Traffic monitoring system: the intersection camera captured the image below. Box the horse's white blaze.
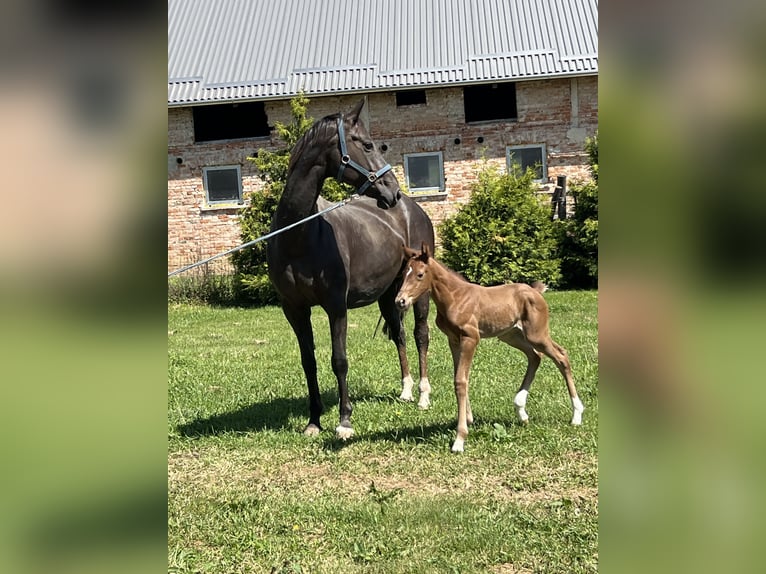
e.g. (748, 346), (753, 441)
(400, 374), (415, 401)
(571, 396), (584, 425)
(417, 377), (431, 409)
(514, 389), (529, 423)
(405, 266), (413, 277)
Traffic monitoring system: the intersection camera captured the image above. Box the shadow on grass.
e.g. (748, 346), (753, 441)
(176, 388), (460, 447)
(176, 391), (337, 437)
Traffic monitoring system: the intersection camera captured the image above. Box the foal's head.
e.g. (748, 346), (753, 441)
(395, 244), (433, 310)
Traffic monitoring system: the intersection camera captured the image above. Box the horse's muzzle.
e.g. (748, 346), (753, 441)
(395, 294), (411, 310)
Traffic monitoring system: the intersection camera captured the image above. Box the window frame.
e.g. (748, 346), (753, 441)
(202, 165), (243, 206)
(506, 144), (547, 182)
(403, 151), (446, 195)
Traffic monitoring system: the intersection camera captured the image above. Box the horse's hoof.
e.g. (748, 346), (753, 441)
(399, 392), (414, 402)
(451, 439), (465, 453)
(570, 415), (583, 426)
(335, 425), (355, 440)
(303, 424), (321, 437)
(417, 395), (430, 410)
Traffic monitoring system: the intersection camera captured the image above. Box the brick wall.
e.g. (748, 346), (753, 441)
(168, 76), (597, 272)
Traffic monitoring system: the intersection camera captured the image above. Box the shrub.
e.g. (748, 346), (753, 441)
(168, 270), (238, 306)
(231, 94), (352, 305)
(439, 164), (562, 286)
(556, 133), (598, 288)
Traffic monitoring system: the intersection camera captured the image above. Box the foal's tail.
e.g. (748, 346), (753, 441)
(529, 281), (548, 293)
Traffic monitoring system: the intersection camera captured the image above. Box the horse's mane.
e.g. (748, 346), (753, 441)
(287, 113), (341, 173)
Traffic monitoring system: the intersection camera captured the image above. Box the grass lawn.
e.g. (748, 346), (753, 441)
(168, 291), (598, 573)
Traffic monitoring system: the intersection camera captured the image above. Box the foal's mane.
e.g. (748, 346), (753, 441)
(287, 113), (341, 173)
(428, 255), (469, 283)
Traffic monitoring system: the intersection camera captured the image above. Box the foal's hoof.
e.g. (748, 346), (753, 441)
(399, 391), (415, 402)
(303, 424), (321, 437)
(335, 425), (355, 441)
(451, 439), (465, 453)
(417, 395), (431, 410)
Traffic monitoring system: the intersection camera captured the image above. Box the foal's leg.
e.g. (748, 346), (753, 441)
(448, 334), (477, 453)
(499, 329), (542, 424)
(327, 307), (355, 439)
(282, 304), (323, 436)
(528, 333), (584, 425)
(412, 292), (432, 409)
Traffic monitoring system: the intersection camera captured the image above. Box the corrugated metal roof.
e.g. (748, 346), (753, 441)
(168, 0), (598, 106)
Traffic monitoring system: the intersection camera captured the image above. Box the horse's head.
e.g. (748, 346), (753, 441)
(396, 243), (432, 310)
(334, 99), (401, 209)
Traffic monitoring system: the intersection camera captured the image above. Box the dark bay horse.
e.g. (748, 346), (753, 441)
(395, 244), (584, 452)
(267, 100), (435, 439)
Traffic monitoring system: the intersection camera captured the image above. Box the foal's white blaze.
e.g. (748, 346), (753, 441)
(417, 377), (431, 409)
(513, 389), (529, 423)
(571, 396), (585, 425)
(399, 374), (415, 402)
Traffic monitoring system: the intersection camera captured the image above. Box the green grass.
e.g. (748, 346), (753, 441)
(168, 291), (598, 573)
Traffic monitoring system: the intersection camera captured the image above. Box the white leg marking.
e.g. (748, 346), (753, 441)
(571, 396), (584, 425)
(514, 389), (529, 423)
(417, 377), (431, 409)
(451, 437), (465, 453)
(399, 374), (415, 402)
(303, 424), (321, 437)
(335, 425), (355, 440)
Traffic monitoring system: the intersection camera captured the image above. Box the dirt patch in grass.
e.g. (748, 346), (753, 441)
(168, 446), (597, 507)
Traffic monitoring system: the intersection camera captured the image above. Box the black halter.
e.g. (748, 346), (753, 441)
(336, 118), (393, 195)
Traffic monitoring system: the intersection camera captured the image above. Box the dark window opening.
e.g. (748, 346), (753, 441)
(193, 102), (270, 142)
(464, 83), (517, 123)
(396, 90), (427, 107)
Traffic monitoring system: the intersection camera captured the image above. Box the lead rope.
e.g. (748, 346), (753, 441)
(168, 194), (359, 278)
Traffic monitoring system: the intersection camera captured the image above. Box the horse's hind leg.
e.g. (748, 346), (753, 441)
(282, 304), (323, 436)
(412, 292), (431, 409)
(499, 329), (541, 424)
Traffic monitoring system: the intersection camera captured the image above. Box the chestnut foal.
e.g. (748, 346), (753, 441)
(395, 245), (584, 452)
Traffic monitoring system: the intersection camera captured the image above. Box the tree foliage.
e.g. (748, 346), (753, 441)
(439, 164), (562, 286)
(557, 132), (598, 288)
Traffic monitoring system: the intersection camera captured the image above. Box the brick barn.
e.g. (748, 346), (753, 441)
(168, 0), (598, 273)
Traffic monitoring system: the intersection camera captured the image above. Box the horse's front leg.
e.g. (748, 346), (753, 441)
(282, 304), (323, 436)
(328, 309), (354, 440)
(449, 334), (477, 453)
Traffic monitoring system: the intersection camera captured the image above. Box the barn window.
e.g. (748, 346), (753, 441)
(193, 102), (270, 142)
(404, 152), (445, 194)
(506, 144), (547, 182)
(203, 166), (243, 204)
(464, 83), (517, 123)
(396, 89), (427, 106)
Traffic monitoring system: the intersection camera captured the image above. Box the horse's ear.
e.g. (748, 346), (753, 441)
(421, 242), (432, 259)
(348, 99), (365, 125)
(403, 244), (419, 259)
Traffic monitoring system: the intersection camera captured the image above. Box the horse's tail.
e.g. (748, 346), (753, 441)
(373, 314), (385, 339)
(529, 281), (548, 293)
